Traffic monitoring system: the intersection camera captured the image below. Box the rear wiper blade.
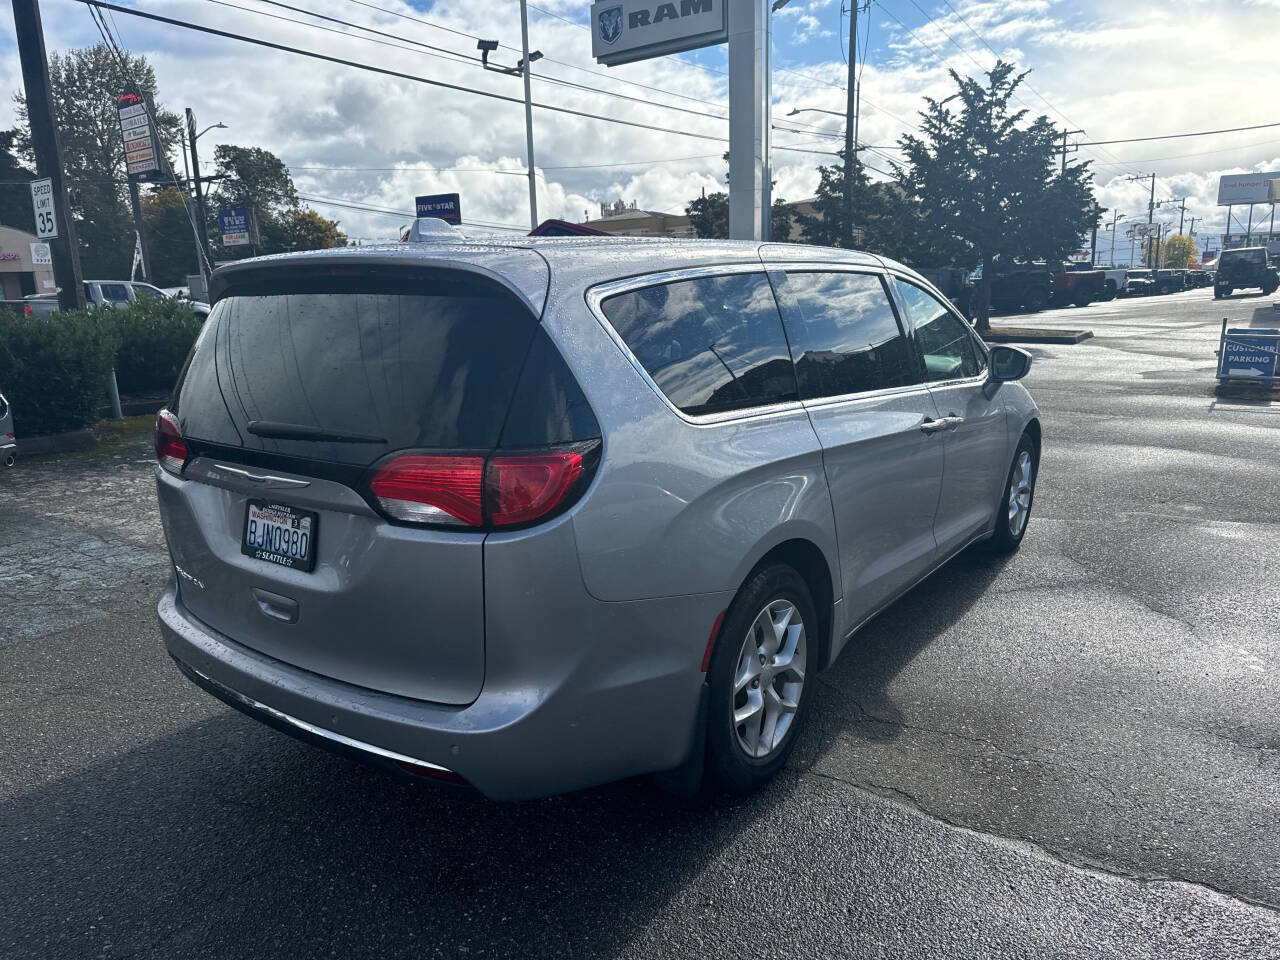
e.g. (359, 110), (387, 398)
(247, 420), (386, 444)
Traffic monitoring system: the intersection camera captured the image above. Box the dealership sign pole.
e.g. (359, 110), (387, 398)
(591, 0), (769, 241)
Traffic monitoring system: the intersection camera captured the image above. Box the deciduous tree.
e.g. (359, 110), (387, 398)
(14, 45), (181, 277)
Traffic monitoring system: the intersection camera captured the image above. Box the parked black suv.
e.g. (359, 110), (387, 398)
(1214, 247), (1280, 299)
(973, 263), (1052, 313)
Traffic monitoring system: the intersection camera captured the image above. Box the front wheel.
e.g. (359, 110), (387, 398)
(1073, 289), (1092, 308)
(986, 434), (1038, 554)
(706, 564), (816, 794)
(1023, 288), (1046, 313)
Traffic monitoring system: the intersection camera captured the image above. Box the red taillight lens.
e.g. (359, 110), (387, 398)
(369, 455), (485, 526)
(369, 445), (594, 530)
(487, 452), (583, 527)
(155, 409), (186, 476)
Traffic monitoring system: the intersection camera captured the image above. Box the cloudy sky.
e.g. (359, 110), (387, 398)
(2, 0), (1279, 257)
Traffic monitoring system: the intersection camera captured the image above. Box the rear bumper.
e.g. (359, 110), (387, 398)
(159, 576), (728, 801)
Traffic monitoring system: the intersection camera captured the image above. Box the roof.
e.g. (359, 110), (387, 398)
(207, 235), (924, 313)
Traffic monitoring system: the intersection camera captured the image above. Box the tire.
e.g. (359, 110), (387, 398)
(1103, 281), (1117, 302)
(1264, 282), (1278, 296)
(706, 563), (817, 795)
(986, 433), (1038, 554)
(1072, 289), (1092, 308)
(1214, 285), (1229, 300)
(1023, 288), (1046, 313)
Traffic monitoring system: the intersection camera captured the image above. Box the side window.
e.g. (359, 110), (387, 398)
(773, 270), (920, 400)
(133, 284), (166, 301)
(599, 272), (797, 416)
(99, 283), (131, 303)
(895, 279), (983, 382)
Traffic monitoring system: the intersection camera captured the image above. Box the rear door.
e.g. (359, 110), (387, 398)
(771, 266), (944, 627)
(891, 276), (1009, 556)
(160, 265), (542, 705)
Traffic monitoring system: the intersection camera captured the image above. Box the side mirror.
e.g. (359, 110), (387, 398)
(989, 345), (1032, 382)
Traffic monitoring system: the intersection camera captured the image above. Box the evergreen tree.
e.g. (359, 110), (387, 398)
(895, 61), (1100, 331)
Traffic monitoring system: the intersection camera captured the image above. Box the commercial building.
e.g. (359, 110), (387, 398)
(0, 225), (56, 299)
(582, 200), (697, 238)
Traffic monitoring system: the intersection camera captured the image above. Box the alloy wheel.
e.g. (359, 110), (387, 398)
(1008, 449), (1034, 537)
(732, 599), (807, 760)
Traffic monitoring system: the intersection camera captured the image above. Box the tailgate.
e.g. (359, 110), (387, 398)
(159, 461), (485, 704)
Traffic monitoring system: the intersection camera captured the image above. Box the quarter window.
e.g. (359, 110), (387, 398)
(774, 270), (920, 399)
(895, 280), (983, 382)
(599, 272), (798, 416)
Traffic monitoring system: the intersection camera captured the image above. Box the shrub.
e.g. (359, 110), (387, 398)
(106, 297), (204, 395)
(0, 308), (122, 435)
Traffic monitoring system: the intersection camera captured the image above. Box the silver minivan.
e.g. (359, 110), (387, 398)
(155, 236), (1041, 800)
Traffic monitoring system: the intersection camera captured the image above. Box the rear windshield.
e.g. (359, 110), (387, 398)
(1222, 249), (1266, 265)
(174, 270), (539, 465)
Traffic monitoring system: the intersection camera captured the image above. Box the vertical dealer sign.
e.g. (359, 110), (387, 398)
(117, 90), (161, 178)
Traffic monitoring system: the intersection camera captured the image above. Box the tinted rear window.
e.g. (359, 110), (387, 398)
(174, 271), (539, 465)
(599, 272), (797, 416)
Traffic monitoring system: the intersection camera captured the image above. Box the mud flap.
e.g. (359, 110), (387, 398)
(652, 682), (709, 797)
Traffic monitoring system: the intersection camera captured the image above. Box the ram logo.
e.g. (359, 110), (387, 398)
(598, 5), (623, 44)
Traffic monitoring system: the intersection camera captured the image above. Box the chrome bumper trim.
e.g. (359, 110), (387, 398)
(183, 661), (456, 775)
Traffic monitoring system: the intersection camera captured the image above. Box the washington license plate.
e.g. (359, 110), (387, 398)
(241, 501), (317, 572)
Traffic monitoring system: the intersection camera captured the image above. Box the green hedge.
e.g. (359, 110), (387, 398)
(0, 308), (122, 435)
(0, 299), (204, 436)
(108, 298), (204, 395)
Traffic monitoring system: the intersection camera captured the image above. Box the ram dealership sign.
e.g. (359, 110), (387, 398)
(1216, 170), (1280, 206)
(591, 0), (727, 66)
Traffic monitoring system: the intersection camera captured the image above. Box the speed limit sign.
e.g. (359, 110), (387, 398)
(30, 178), (58, 239)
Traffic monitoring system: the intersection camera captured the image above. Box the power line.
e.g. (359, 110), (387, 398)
(71, 0), (737, 145)
(1080, 121), (1280, 147)
(1089, 136), (1280, 167)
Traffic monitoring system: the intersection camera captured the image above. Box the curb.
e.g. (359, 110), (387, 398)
(983, 330), (1094, 345)
(14, 428), (96, 456)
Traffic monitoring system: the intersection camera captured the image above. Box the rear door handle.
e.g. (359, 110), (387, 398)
(940, 415), (965, 431)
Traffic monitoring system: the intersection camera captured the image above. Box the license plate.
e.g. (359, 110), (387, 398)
(241, 501), (318, 572)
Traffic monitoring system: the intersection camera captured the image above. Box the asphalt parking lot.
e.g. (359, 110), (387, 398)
(2, 287), (1279, 958)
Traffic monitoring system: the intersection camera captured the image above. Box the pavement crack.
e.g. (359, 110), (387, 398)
(800, 766), (1280, 916)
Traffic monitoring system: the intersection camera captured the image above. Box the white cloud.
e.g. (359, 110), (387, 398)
(0, 0), (1270, 249)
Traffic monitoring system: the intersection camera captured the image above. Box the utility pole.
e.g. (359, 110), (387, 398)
(1188, 216), (1200, 237)
(1060, 129), (1084, 175)
(517, 0), (537, 231)
(127, 180), (152, 280)
(843, 0), (861, 248)
(185, 108), (213, 279)
(11, 0), (84, 309)
(1127, 173), (1156, 266)
(1157, 196), (1187, 235)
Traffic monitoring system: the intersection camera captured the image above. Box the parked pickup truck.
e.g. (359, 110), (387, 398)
(1053, 265), (1105, 307)
(972, 263), (1052, 313)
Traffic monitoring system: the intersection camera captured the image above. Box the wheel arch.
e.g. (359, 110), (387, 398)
(737, 536), (836, 673)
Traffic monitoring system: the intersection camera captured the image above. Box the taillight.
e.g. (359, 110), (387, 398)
(368, 443), (596, 530)
(487, 452), (583, 527)
(369, 455), (485, 526)
(155, 409), (187, 476)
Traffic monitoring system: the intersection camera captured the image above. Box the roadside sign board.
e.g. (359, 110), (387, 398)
(219, 207), (253, 246)
(1218, 327), (1279, 386)
(414, 193), (462, 225)
(117, 90), (161, 179)
(29, 242), (51, 265)
(29, 178), (57, 238)
(1216, 170), (1280, 206)
(590, 0), (727, 66)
